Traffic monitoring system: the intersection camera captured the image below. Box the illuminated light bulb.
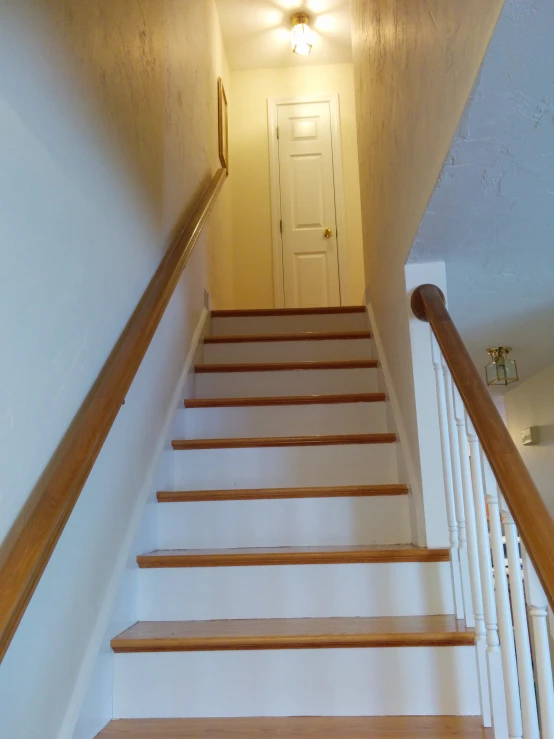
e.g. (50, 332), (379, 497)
(291, 13), (313, 55)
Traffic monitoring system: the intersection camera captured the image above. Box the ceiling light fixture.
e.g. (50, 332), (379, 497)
(291, 13), (313, 56)
(485, 347), (519, 386)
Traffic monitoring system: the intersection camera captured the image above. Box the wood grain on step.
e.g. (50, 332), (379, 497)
(171, 433), (397, 450)
(110, 615), (474, 653)
(204, 331), (371, 343)
(195, 359), (378, 373)
(184, 392), (386, 408)
(95, 716), (493, 738)
(137, 545), (449, 569)
(212, 306), (366, 317)
(157, 484), (409, 503)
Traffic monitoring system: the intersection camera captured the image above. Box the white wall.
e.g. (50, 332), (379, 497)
(230, 63), (366, 308)
(0, 2), (231, 737)
(505, 364), (554, 519)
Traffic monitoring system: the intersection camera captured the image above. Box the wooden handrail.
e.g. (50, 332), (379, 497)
(412, 283), (554, 610)
(0, 168), (227, 663)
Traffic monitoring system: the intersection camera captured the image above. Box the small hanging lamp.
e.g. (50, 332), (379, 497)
(485, 347), (518, 386)
(291, 13), (313, 56)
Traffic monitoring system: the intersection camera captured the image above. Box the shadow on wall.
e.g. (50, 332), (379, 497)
(538, 425), (554, 445)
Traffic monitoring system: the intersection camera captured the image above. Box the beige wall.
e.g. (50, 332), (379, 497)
(230, 63), (365, 308)
(505, 365), (554, 518)
(351, 0), (504, 497)
(0, 2), (231, 737)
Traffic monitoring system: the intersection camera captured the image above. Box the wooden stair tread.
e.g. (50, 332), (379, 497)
(212, 306), (366, 317)
(171, 433), (397, 450)
(137, 545), (449, 568)
(194, 359), (378, 373)
(204, 331), (371, 343)
(110, 615), (474, 653)
(96, 715), (492, 738)
(184, 392), (385, 408)
(157, 484), (409, 503)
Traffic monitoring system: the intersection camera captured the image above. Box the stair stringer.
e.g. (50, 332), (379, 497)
(66, 308), (210, 739)
(364, 302), (426, 546)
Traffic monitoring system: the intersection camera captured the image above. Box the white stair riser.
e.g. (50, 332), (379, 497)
(157, 496), (412, 549)
(138, 562), (454, 621)
(113, 646), (480, 718)
(203, 339), (373, 364)
(195, 368), (378, 398)
(173, 444), (399, 490)
(177, 402), (387, 439)
(211, 313), (368, 336)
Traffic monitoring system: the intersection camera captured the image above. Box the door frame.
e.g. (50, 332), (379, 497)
(267, 93), (348, 308)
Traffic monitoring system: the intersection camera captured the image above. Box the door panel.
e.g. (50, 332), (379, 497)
(277, 101), (340, 308)
(291, 117), (318, 140)
(291, 155), (325, 229)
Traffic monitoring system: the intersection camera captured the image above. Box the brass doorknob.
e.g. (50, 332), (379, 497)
(324, 227), (333, 239)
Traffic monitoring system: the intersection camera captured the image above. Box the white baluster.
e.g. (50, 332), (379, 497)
(442, 361), (474, 626)
(431, 336), (464, 619)
(499, 496), (540, 739)
(522, 547), (554, 738)
(452, 386), (491, 727)
(466, 414), (509, 738)
(482, 453), (523, 739)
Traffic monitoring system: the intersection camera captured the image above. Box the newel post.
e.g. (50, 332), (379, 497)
(404, 267), (450, 550)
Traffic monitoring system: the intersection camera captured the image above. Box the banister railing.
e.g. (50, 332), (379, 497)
(412, 283), (554, 738)
(0, 168), (227, 664)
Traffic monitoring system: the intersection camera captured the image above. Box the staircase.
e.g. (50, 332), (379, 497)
(96, 306), (487, 737)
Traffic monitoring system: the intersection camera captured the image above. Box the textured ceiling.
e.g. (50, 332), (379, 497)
(215, 0), (353, 70)
(409, 0), (554, 392)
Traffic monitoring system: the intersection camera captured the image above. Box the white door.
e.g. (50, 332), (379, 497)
(276, 101), (341, 308)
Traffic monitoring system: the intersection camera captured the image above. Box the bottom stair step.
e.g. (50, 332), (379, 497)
(111, 616), (474, 653)
(110, 617), (480, 716)
(95, 716), (493, 738)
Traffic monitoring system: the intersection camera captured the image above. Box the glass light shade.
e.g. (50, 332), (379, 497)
(292, 13), (313, 56)
(485, 347), (518, 386)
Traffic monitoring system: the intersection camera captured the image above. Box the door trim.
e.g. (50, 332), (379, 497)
(267, 93), (348, 309)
